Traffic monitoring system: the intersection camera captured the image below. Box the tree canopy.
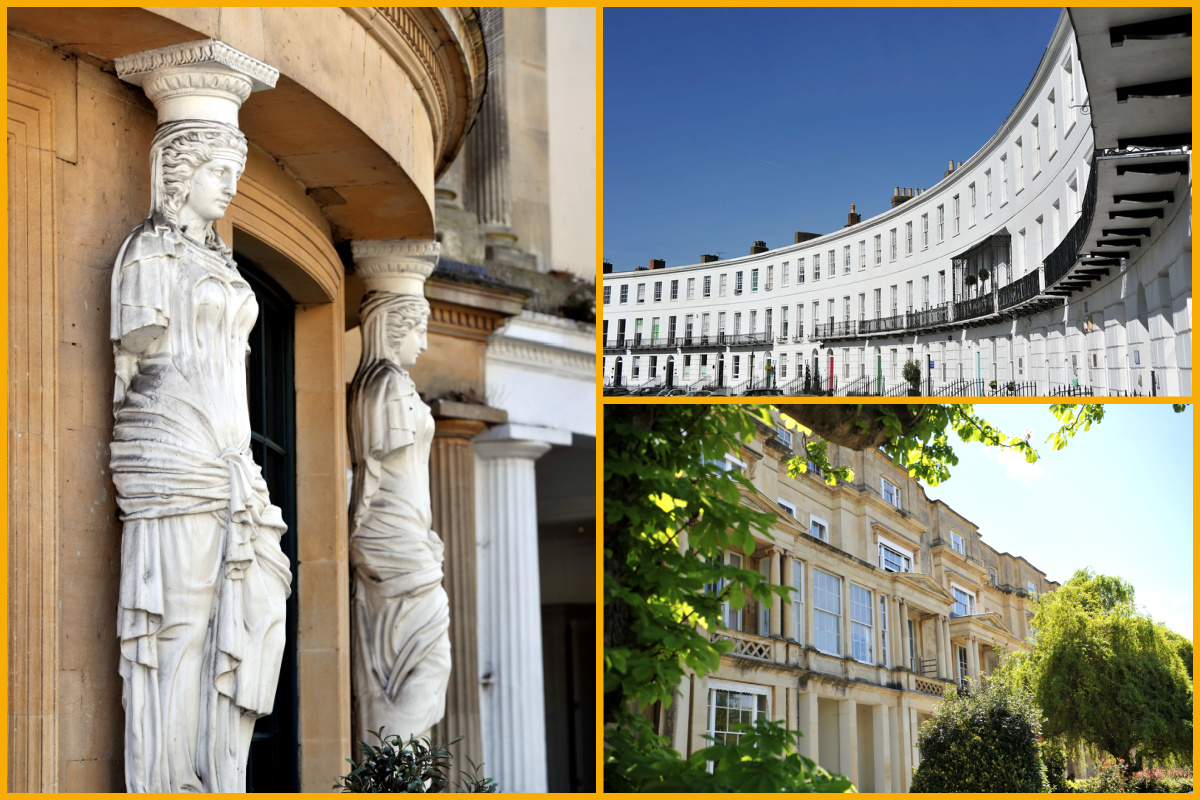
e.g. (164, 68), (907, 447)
(1004, 568), (1193, 771)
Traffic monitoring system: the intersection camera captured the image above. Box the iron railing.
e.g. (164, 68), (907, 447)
(987, 380), (1039, 396)
(1050, 383), (1095, 397)
(953, 293), (995, 321)
(906, 304), (950, 329)
(721, 331), (773, 347)
(998, 268), (1043, 310)
(1044, 165), (1098, 287)
(859, 314), (906, 335)
(935, 378), (977, 397)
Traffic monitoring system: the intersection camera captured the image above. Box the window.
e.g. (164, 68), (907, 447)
(923, 213), (930, 249)
(792, 560), (804, 642)
(796, 305), (804, 337)
(829, 250), (836, 278)
(1014, 137), (1024, 192)
(701, 312), (710, 337)
(766, 265), (774, 290)
(779, 354), (787, 379)
(616, 318), (626, 345)
(1061, 55), (1076, 130)
(951, 584), (976, 618)
(957, 645), (968, 686)
(938, 271), (946, 304)
(649, 355), (657, 378)
(1027, 579), (1038, 597)
(703, 275), (712, 297)
(880, 478), (901, 509)
(732, 312), (741, 335)
(968, 183), (977, 226)
(636, 283), (646, 303)
(908, 618), (917, 671)
(670, 280), (678, 300)
(989, 566), (999, 586)
(782, 261), (790, 286)
(985, 169), (993, 215)
(750, 269), (759, 292)
(603, 285), (611, 305)
(874, 234), (882, 265)
(809, 514), (829, 543)
(873, 288), (881, 319)
(717, 312), (726, 336)
(1047, 91), (1058, 157)
(732, 355), (740, 380)
(780, 306), (789, 339)
(707, 683), (768, 748)
(922, 275), (930, 307)
(889, 229), (897, 261)
(1000, 155), (1009, 204)
(759, 558), (771, 635)
(813, 568), (841, 655)
(879, 596), (889, 668)
(843, 245), (851, 274)
(667, 316), (677, 343)
(905, 221), (913, 255)
(879, 543), (912, 573)
(858, 240), (866, 270)
(650, 317), (660, 341)
(687, 277), (696, 300)
(813, 253), (820, 281)
(890, 285), (898, 316)
(951, 531), (965, 555)
(858, 293), (866, 322)
(735, 271), (743, 295)
(631, 356), (640, 379)
(653, 281), (663, 302)
(776, 497), (796, 517)
(1032, 117), (1041, 174)
(619, 285), (628, 304)
(905, 281), (913, 313)
(683, 354), (691, 380)
(718, 274), (727, 297)
(748, 310), (757, 335)
(850, 584), (873, 663)
(797, 258), (806, 284)
(952, 195), (960, 236)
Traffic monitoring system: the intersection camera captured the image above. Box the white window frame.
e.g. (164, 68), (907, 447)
(950, 531), (965, 555)
(808, 513), (829, 543)
(759, 558), (771, 636)
(956, 644), (968, 685)
(850, 584), (874, 664)
(776, 498), (796, 518)
(879, 595), (890, 668)
(619, 284), (628, 304)
(880, 477), (901, 509)
(950, 581), (977, 618)
(721, 453), (747, 474)
(703, 275), (712, 297)
(707, 680), (770, 749)
(722, 552), (744, 631)
(878, 536), (914, 573)
(907, 618), (917, 671)
(792, 559), (804, 642)
(603, 285), (611, 305)
(1027, 579), (1038, 597)
(813, 568), (842, 656)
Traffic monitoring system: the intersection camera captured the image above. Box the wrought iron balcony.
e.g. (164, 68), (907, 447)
(1044, 166), (1098, 287)
(627, 336), (673, 351)
(953, 293), (996, 321)
(998, 268), (1043, 310)
(906, 304), (950, 330)
(859, 314), (906, 336)
(722, 331), (773, 347)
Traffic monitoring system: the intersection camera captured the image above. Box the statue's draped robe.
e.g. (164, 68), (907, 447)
(111, 216), (291, 792)
(349, 361), (451, 745)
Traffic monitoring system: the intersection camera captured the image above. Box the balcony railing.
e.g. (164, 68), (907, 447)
(953, 293), (995, 321)
(1044, 166), (1098, 287)
(710, 630), (773, 661)
(721, 331), (773, 347)
(998, 268), (1043, 310)
(859, 313), (906, 335)
(906, 303), (950, 329)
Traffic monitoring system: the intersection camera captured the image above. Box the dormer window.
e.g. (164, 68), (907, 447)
(775, 425), (792, 447)
(951, 531), (965, 555)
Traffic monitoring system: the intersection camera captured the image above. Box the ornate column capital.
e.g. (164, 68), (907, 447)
(472, 423), (570, 462)
(351, 239), (440, 297)
(116, 39), (278, 126)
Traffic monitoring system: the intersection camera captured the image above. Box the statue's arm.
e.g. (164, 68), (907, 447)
(112, 229), (173, 354)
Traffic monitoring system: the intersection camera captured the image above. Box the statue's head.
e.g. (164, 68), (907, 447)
(360, 291), (431, 369)
(150, 121), (248, 249)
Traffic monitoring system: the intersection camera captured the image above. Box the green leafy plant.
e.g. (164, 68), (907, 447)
(1044, 738), (1069, 792)
(963, 273), (977, 286)
(902, 359), (923, 392)
(977, 267), (990, 282)
(333, 729), (497, 793)
(910, 667), (1049, 792)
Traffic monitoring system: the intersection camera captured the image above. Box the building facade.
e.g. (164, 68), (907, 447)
(7, 7), (595, 793)
(659, 413), (1057, 791)
(602, 8), (1191, 397)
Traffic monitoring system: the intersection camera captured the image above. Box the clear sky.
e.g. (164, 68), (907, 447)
(604, 7), (1063, 272)
(914, 404), (1193, 638)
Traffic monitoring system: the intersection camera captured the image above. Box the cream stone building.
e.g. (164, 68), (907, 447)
(659, 413), (1058, 791)
(7, 6), (595, 793)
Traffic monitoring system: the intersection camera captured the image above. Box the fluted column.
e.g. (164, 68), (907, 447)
(469, 7), (513, 236)
(933, 617), (946, 679)
(430, 418), (489, 770)
(769, 551), (782, 637)
(943, 617), (954, 681)
(475, 433), (554, 792)
(781, 556), (795, 641)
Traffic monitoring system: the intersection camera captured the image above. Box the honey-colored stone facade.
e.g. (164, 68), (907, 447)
(664, 412), (1057, 791)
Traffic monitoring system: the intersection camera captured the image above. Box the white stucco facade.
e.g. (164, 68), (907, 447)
(602, 9), (1191, 397)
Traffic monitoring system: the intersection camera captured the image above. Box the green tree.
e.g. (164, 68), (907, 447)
(910, 667), (1049, 792)
(1005, 569), (1193, 772)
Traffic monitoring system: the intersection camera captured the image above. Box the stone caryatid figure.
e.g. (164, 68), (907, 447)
(110, 41), (289, 792)
(348, 240), (452, 747)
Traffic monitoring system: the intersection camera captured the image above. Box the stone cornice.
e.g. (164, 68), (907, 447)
(486, 337), (595, 380)
(115, 39), (279, 91)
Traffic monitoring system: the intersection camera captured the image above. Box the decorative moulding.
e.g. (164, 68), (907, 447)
(352, 239), (440, 296)
(116, 39), (278, 125)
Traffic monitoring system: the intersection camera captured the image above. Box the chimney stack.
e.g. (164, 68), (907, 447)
(794, 231), (819, 244)
(700, 253), (719, 263)
(650, 258), (665, 270)
(845, 203), (861, 228)
(603, 261), (612, 274)
(750, 240), (768, 255)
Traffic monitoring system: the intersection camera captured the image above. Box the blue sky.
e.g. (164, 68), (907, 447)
(915, 404), (1193, 638)
(605, 7), (1063, 271)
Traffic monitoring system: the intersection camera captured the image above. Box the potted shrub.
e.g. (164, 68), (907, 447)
(902, 359), (922, 396)
(963, 274), (977, 287)
(334, 729), (497, 793)
(1006, 380), (1016, 393)
(988, 380), (998, 391)
(977, 267), (990, 284)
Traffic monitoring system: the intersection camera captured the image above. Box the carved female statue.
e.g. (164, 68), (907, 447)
(349, 290), (451, 746)
(111, 120), (291, 792)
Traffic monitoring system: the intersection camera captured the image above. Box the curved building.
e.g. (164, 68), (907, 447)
(602, 9), (1190, 397)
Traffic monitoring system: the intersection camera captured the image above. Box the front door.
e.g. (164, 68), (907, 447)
(239, 257), (300, 792)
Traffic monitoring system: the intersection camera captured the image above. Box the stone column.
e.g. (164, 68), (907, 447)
(967, 634), (980, 682)
(888, 705), (903, 792)
(872, 703), (891, 792)
(898, 704), (913, 791)
(933, 617), (947, 679)
(838, 698), (858, 786)
(798, 690), (819, 763)
(908, 706), (921, 771)
(892, 598), (905, 669)
(474, 424), (565, 792)
(769, 551), (782, 637)
(780, 556), (795, 641)
(942, 616), (954, 680)
(804, 563), (815, 648)
(429, 417), (489, 771)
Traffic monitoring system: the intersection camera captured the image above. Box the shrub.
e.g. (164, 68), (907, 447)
(333, 729), (497, 793)
(909, 669), (1048, 793)
(902, 359), (922, 391)
(1068, 760), (1194, 792)
(1044, 739), (1069, 792)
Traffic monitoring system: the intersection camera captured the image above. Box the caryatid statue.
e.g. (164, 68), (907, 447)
(347, 240), (452, 748)
(110, 41), (289, 792)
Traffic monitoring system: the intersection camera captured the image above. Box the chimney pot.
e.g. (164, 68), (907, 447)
(603, 261), (613, 274)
